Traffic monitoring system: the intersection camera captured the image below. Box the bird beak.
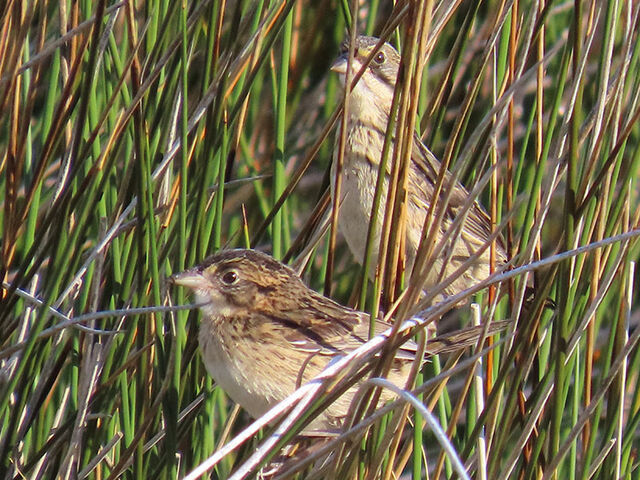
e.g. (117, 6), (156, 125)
(330, 55), (348, 75)
(169, 268), (204, 290)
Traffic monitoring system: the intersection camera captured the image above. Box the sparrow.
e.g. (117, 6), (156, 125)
(331, 36), (507, 297)
(171, 248), (503, 432)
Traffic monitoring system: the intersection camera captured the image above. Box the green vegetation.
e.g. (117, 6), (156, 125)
(1, 1), (638, 478)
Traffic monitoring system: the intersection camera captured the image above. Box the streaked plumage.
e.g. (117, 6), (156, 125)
(172, 249), (503, 432)
(331, 36), (507, 297)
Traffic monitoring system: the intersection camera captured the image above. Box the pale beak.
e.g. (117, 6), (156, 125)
(330, 55), (348, 75)
(169, 269), (205, 290)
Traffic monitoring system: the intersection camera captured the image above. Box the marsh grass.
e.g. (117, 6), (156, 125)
(1, 0), (639, 479)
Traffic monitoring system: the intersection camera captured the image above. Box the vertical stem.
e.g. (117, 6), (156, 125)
(272, 7), (293, 260)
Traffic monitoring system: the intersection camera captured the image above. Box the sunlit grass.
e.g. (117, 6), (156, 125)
(1, 1), (639, 479)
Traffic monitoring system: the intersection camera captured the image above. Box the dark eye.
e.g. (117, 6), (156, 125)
(374, 51), (385, 64)
(221, 270), (239, 285)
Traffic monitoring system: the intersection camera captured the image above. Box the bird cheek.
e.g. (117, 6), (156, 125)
(199, 290), (239, 318)
(206, 289), (228, 308)
(211, 303), (238, 317)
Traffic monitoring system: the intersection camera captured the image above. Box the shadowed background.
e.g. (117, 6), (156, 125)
(0, 0), (639, 479)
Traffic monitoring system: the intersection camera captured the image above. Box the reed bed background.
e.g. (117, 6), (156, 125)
(1, 0), (639, 479)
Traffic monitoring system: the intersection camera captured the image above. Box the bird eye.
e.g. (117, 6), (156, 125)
(374, 51), (385, 64)
(221, 270), (239, 285)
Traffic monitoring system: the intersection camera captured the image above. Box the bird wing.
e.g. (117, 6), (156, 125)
(361, 319), (509, 358)
(269, 290), (417, 360)
(410, 135), (507, 259)
(424, 321), (509, 355)
(269, 291), (369, 355)
(263, 279), (508, 361)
